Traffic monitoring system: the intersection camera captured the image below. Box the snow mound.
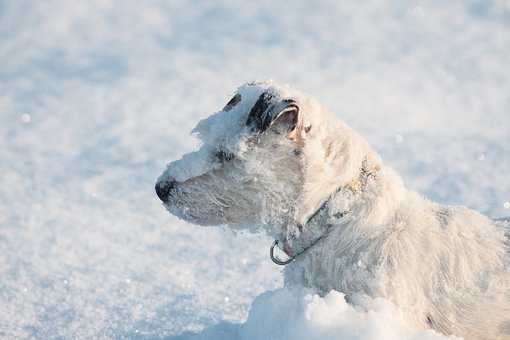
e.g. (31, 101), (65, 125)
(175, 287), (460, 340)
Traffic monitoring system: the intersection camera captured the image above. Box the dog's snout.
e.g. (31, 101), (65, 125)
(155, 180), (177, 202)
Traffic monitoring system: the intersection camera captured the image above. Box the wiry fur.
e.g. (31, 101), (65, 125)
(156, 81), (510, 340)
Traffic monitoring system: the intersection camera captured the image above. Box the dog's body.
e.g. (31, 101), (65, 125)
(156, 81), (510, 339)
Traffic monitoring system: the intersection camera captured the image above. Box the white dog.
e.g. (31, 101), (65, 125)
(156, 81), (510, 340)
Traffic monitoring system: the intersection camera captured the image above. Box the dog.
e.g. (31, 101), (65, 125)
(156, 81), (510, 340)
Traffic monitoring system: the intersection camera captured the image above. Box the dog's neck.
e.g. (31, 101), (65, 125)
(273, 160), (383, 263)
(281, 165), (409, 295)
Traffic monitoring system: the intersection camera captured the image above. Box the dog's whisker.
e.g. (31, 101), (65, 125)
(211, 195), (230, 208)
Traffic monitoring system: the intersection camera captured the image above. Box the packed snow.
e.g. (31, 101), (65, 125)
(175, 287), (460, 340)
(1, 1), (509, 339)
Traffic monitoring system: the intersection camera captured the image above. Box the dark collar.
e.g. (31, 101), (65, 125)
(270, 160), (377, 266)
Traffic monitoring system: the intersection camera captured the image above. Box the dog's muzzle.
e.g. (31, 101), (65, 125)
(155, 179), (177, 203)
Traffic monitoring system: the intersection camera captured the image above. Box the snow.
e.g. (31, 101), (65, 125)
(175, 288), (459, 340)
(177, 287), (460, 340)
(0, 1), (509, 339)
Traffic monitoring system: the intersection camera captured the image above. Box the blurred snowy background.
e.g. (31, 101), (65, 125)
(1, 0), (509, 339)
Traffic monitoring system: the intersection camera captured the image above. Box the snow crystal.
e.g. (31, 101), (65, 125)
(411, 5), (425, 18)
(20, 113), (31, 123)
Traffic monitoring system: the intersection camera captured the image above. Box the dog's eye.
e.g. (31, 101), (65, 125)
(215, 150), (235, 162)
(223, 93), (241, 112)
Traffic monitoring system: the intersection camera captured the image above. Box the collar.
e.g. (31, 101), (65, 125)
(270, 198), (349, 265)
(269, 160), (377, 266)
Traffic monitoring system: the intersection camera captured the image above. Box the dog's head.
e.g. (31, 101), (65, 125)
(156, 81), (381, 237)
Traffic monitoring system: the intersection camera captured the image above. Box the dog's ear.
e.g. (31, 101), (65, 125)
(269, 100), (299, 133)
(246, 93), (300, 135)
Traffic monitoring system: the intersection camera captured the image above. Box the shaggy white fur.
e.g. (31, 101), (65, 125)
(156, 81), (510, 340)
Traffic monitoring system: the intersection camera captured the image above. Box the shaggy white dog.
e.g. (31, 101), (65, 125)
(156, 81), (510, 340)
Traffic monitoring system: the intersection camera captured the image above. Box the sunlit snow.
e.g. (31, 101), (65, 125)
(1, 1), (509, 339)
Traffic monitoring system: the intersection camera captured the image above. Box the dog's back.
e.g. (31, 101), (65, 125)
(424, 210), (510, 340)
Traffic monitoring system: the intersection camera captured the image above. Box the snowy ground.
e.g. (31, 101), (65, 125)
(1, 1), (509, 339)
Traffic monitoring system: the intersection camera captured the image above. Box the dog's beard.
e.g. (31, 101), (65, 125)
(166, 176), (264, 227)
(167, 176), (299, 234)
(165, 143), (303, 234)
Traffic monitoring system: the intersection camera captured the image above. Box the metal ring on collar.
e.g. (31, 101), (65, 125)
(270, 240), (295, 265)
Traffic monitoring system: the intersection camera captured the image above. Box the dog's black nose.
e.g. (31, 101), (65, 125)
(155, 180), (177, 202)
